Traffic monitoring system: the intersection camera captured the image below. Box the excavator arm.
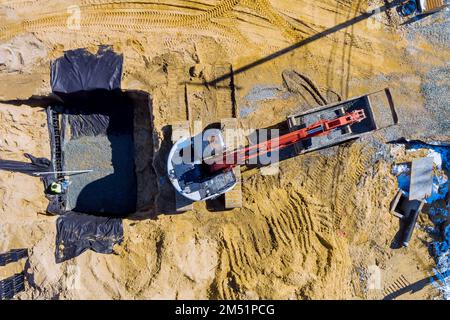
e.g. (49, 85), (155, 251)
(206, 109), (367, 173)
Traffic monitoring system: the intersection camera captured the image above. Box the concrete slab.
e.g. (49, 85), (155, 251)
(409, 157), (434, 201)
(221, 118), (243, 209)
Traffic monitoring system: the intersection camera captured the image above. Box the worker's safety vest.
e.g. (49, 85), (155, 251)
(51, 182), (62, 194)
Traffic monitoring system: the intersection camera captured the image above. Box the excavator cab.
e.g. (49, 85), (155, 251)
(167, 129), (237, 202)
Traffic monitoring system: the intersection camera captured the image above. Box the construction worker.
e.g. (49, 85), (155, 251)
(50, 177), (71, 195)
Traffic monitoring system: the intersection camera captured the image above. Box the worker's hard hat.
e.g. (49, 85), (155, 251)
(51, 182), (62, 194)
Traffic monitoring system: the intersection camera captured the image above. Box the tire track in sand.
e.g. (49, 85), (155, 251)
(332, 143), (370, 231)
(211, 185), (316, 299)
(0, 0), (243, 41)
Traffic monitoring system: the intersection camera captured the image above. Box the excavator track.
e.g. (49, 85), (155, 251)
(167, 65), (194, 212)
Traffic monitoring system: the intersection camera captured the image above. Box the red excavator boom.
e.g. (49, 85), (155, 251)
(207, 109), (366, 173)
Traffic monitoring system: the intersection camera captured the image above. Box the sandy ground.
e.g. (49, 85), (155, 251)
(0, 0), (449, 299)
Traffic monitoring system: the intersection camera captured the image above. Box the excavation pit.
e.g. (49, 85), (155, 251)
(48, 89), (156, 216)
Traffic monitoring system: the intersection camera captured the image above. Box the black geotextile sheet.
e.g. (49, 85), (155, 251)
(0, 272), (25, 300)
(51, 46), (123, 94)
(49, 47), (127, 263)
(55, 212), (123, 263)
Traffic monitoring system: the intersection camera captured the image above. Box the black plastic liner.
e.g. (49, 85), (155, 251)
(0, 249), (28, 267)
(0, 47), (131, 264)
(55, 212), (123, 263)
(51, 46), (123, 94)
(56, 89), (135, 138)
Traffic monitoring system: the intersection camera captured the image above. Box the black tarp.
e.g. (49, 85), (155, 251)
(0, 47), (130, 263)
(55, 92), (137, 215)
(56, 90), (135, 138)
(55, 212), (123, 263)
(51, 46), (123, 94)
(0, 249), (28, 267)
(0, 272), (25, 300)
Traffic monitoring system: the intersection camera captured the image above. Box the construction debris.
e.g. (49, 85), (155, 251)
(391, 190), (425, 246)
(390, 156), (434, 247)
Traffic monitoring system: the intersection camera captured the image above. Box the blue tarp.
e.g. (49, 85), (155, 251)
(396, 141), (450, 298)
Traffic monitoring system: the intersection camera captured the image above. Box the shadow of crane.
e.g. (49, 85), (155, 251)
(190, 0), (405, 87)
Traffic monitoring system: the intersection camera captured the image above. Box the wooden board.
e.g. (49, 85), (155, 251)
(422, 0), (445, 12)
(171, 120), (194, 212)
(221, 118), (243, 209)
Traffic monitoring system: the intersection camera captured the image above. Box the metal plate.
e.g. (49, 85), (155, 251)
(409, 157), (434, 201)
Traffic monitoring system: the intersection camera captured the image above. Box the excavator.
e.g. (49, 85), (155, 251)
(167, 88), (398, 208)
